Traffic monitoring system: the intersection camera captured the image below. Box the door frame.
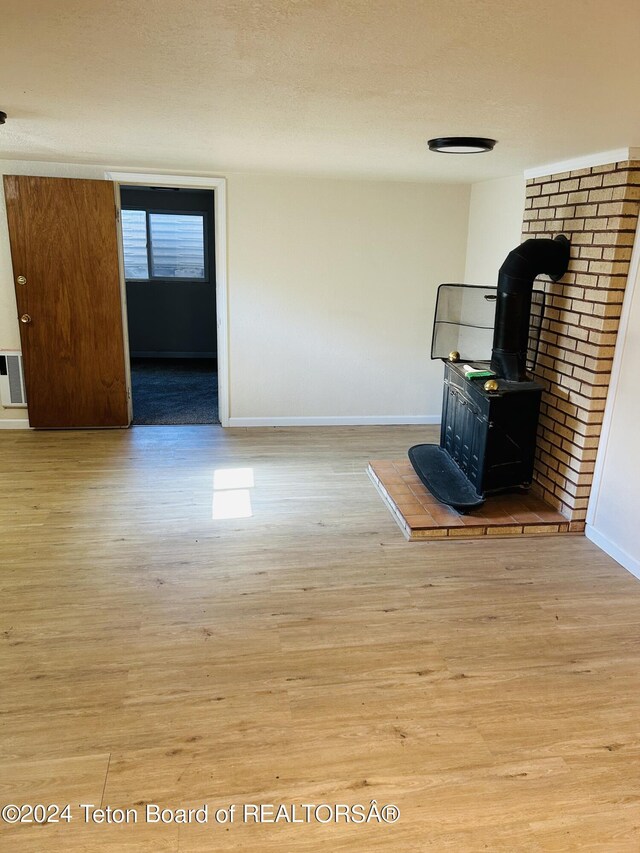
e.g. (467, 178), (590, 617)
(105, 171), (229, 426)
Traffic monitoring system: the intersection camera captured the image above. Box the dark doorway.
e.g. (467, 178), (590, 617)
(120, 186), (218, 424)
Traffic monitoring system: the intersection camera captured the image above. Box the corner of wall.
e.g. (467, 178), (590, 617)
(463, 174), (526, 285)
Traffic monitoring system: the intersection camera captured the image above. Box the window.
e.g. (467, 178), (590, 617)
(121, 210), (149, 279)
(121, 209), (207, 281)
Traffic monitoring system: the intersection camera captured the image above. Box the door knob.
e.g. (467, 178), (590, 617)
(20, 314), (32, 324)
(17, 275), (27, 285)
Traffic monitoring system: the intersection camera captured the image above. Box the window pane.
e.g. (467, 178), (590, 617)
(149, 213), (205, 279)
(121, 209), (149, 279)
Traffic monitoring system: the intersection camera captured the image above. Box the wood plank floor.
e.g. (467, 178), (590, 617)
(1, 425), (640, 851)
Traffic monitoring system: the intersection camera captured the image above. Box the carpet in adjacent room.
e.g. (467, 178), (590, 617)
(130, 358), (219, 424)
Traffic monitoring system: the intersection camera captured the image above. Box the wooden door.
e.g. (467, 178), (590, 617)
(3, 175), (130, 428)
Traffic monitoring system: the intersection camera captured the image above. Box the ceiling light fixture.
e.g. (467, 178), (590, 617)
(428, 136), (496, 154)
(0, 112), (7, 125)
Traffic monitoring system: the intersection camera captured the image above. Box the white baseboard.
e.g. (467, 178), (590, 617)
(0, 415), (438, 430)
(227, 415), (441, 427)
(0, 418), (30, 429)
(585, 524), (640, 582)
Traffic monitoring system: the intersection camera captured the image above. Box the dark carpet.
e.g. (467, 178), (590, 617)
(130, 358), (219, 425)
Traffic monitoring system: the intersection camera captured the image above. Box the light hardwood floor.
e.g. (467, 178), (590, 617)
(1, 425), (640, 852)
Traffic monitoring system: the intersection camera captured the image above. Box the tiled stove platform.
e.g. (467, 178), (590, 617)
(369, 459), (584, 541)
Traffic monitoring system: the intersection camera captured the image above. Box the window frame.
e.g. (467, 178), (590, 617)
(121, 206), (210, 283)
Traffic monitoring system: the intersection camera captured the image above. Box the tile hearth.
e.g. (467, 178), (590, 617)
(369, 459), (583, 541)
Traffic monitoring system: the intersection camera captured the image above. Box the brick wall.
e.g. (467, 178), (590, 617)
(522, 161), (640, 529)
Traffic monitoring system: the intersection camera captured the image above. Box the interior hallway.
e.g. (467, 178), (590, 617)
(1, 425), (640, 851)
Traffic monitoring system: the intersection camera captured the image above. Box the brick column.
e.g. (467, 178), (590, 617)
(522, 161), (640, 529)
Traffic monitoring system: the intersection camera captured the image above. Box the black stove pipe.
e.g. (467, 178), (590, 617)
(490, 235), (571, 381)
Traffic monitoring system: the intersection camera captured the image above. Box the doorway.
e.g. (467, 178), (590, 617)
(120, 185), (219, 424)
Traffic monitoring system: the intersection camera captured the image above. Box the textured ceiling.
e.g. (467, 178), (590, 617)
(1, 0), (640, 182)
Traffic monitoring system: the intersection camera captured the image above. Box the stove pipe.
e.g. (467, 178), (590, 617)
(490, 235), (570, 381)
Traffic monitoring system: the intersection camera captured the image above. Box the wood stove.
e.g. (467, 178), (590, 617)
(409, 235), (571, 511)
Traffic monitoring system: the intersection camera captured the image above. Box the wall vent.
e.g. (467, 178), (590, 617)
(0, 352), (27, 407)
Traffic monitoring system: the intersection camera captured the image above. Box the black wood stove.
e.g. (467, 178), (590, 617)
(409, 235), (570, 512)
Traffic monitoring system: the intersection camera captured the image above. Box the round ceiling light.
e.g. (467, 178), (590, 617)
(428, 137), (496, 154)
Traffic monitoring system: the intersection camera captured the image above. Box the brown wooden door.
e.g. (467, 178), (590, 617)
(3, 175), (130, 428)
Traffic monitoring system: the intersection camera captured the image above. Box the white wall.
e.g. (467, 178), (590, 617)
(226, 174), (469, 422)
(586, 236), (640, 578)
(0, 160), (469, 423)
(464, 174), (526, 285)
